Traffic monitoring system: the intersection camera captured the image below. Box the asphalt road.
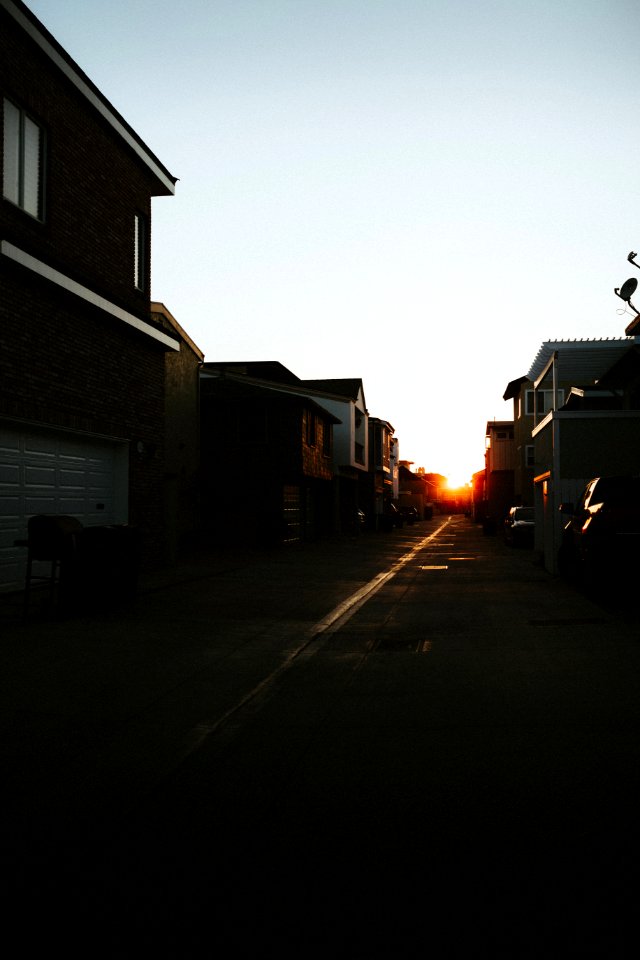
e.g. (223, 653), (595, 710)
(2, 515), (639, 955)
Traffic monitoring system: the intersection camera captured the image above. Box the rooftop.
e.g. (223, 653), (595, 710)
(2, 0), (176, 195)
(527, 338), (637, 384)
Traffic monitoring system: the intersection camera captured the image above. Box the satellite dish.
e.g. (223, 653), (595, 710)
(618, 277), (638, 302)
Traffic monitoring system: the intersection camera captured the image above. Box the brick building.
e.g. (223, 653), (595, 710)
(0, 0), (179, 589)
(200, 363), (339, 544)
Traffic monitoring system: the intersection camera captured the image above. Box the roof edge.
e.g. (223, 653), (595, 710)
(2, 0), (177, 195)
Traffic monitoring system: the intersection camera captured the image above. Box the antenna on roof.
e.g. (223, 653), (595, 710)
(614, 276), (640, 315)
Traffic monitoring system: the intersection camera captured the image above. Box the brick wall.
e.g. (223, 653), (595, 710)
(0, 266), (167, 562)
(1, 6), (174, 565)
(302, 413), (333, 481)
(1, 10), (157, 314)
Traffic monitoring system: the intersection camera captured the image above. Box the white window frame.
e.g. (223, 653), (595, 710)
(3, 97), (45, 220)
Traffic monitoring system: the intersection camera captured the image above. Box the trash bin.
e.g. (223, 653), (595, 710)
(67, 525), (141, 608)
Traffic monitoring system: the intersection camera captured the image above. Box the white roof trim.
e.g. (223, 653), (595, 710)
(1, 0), (175, 195)
(2, 241), (179, 350)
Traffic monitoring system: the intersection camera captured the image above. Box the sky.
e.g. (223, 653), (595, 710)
(27, 0), (640, 486)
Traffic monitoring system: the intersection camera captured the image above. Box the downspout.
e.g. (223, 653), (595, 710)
(551, 351), (561, 573)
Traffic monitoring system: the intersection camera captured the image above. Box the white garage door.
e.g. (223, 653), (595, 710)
(0, 425), (128, 592)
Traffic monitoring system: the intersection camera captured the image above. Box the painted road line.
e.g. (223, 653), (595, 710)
(182, 519), (453, 753)
(308, 518), (452, 639)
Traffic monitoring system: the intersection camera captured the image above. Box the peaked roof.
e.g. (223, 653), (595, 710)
(150, 302), (203, 360)
(300, 378), (365, 404)
(201, 361), (300, 384)
(503, 376), (528, 401)
(199, 371), (341, 422)
(200, 364), (369, 415)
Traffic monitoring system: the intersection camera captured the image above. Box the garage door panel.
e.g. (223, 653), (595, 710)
(0, 425), (128, 591)
(1, 463), (19, 483)
(0, 525), (20, 547)
(57, 497), (89, 514)
(24, 435), (57, 458)
(91, 478), (113, 495)
(0, 496), (20, 521)
(25, 465), (57, 487)
(24, 495), (58, 514)
(0, 435), (20, 456)
(59, 468), (86, 489)
(0, 552), (22, 585)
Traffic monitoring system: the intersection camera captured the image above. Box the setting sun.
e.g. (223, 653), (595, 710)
(445, 472), (473, 491)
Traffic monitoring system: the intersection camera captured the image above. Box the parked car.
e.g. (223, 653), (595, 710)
(504, 506), (535, 547)
(558, 476), (640, 587)
(380, 501), (403, 531)
(398, 505), (419, 525)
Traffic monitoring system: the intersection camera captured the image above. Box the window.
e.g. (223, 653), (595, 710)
(525, 389), (565, 416)
(3, 98), (44, 219)
(134, 213), (147, 290)
(525, 445), (535, 468)
(322, 419), (332, 457)
(304, 409), (316, 446)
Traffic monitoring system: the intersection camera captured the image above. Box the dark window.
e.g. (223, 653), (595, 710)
(134, 213), (147, 290)
(3, 98), (45, 219)
(304, 409), (316, 446)
(525, 389), (565, 416)
(322, 419), (332, 457)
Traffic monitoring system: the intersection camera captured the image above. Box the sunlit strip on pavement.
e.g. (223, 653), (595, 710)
(308, 518), (452, 639)
(182, 518), (453, 754)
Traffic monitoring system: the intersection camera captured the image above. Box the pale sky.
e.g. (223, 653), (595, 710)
(27, 0), (640, 486)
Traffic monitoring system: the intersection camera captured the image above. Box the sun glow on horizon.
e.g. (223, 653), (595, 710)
(446, 477), (469, 491)
(419, 463), (479, 491)
(444, 471), (475, 491)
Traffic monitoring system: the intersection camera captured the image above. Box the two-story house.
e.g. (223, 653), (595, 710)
(199, 366), (374, 538)
(503, 338), (639, 571)
(0, 0), (179, 590)
(502, 339), (635, 513)
(199, 362), (339, 543)
(298, 378), (369, 533)
(367, 417), (396, 528)
(529, 338), (640, 572)
(398, 462), (432, 519)
(483, 420), (516, 531)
